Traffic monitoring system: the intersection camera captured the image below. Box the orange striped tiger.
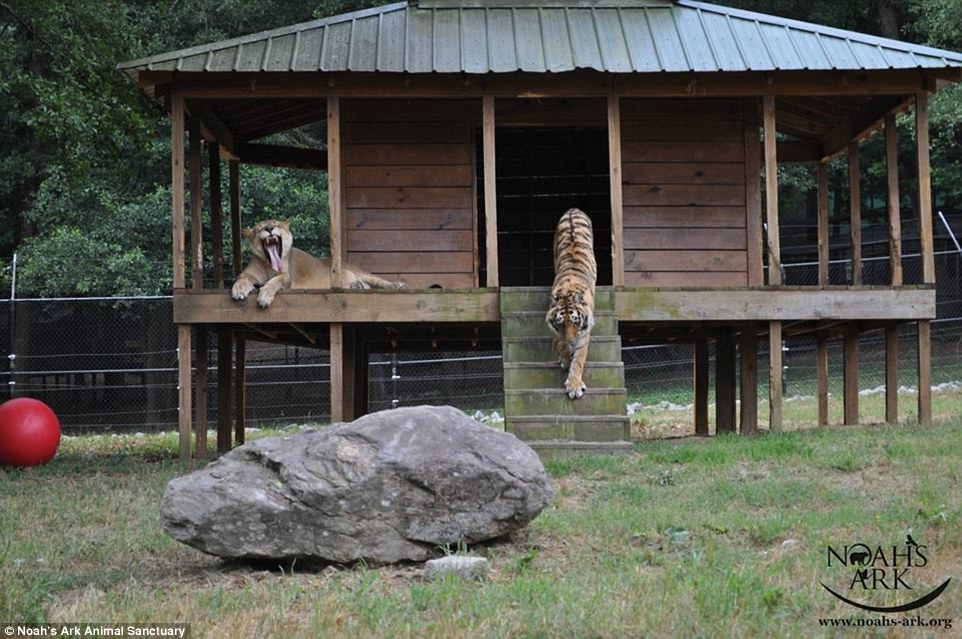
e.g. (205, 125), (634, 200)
(545, 208), (597, 399)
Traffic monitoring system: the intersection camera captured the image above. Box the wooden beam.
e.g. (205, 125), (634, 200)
(236, 143), (328, 171)
(820, 95), (913, 160)
(189, 101), (237, 154)
(843, 323), (859, 426)
(172, 96), (186, 290)
(194, 326), (209, 458)
(216, 329), (232, 453)
(188, 117), (204, 290)
(209, 141), (225, 289)
(608, 96), (625, 287)
(327, 97), (345, 288)
(916, 92), (935, 284)
(614, 288), (935, 322)
(885, 323), (898, 424)
(769, 320), (783, 432)
(716, 329), (736, 434)
(483, 95), (499, 287)
(817, 161), (830, 286)
(694, 340), (709, 436)
(174, 289), (501, 323)
(763, 95), (781, 286)
(745, 99), (764, 286)
(885, 114), (903, 286)
(739, 325), (758, 435)
(917, 320), (931, 426)
(153, 69), (941, 99)
(817, 332), (829, 426)
(354, 337), (369, 419)
(848, 142), (862, 286)
(177, 325), (192, 461)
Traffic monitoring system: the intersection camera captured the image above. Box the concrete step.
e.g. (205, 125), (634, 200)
(507, 414), (630, 442)
(500, 286), (615, 313)
(503, 335), (622, 363)
(505, 387), (627, 417)
(501, 311), (617, 338)
(524, 440), (634, 459)
(504, 361), (624, 389)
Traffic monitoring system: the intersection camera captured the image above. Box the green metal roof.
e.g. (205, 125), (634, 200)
(119, 0), (962, 76)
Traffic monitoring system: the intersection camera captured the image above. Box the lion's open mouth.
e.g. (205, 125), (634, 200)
(263, 235), (283, 273)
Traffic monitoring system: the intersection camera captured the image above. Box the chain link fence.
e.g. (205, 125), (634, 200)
(0, 251), (958, 433)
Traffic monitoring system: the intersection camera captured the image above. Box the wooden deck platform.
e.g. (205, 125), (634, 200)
(173, 286), (935, 325)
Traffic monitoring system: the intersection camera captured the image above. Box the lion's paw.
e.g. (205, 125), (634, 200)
(391, 281), (405, 289)
(231, 280), (254, 301)
(257, 289), (276, 308)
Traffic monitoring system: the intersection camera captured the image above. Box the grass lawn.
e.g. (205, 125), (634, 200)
(3, 415), (962, 638)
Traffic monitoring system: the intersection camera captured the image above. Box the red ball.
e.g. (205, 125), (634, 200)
(0, 398), (61, 467)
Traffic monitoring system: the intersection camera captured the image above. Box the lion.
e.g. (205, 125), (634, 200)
(231, 219), (404, 308)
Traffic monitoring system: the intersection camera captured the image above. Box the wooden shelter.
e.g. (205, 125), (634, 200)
(119, 0), (962, 459)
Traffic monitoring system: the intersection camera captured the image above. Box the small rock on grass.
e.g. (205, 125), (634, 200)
(425, 555), (490, 582)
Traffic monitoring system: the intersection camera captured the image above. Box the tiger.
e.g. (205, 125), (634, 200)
(545, 208), (597, 400)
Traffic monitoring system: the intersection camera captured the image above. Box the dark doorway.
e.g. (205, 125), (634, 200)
(477, 127), (612, 287)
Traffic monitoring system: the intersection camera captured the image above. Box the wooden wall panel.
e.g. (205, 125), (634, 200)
(344, 99), (478, 288)
(622, 99), (748, 287)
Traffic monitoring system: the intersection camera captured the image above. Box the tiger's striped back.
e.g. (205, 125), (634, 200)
(552, 208), (597, 292)
(546, 208), (597, 399)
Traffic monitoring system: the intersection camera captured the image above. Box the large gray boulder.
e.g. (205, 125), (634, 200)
(160, 405), (553, 563)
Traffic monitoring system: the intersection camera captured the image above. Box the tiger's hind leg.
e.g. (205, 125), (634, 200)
(564, 333), (591, 399)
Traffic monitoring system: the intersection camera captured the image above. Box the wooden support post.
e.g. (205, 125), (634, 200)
(188, 119), (207, 456)
(228, 160), (245, 446)
(740, 325), (758, 435)
(844, 323), (859, 426)
(763, 95), (781, 286)
(209, 141), (225, 289)
(885, 114), (903, 286)
(885, 323), (899, 424)
(917, 320), (931, 426)
(194, 326), (208, 458)
(769, 321), (783, 432)
(216, 328), (232, 453)
(916, 93), (935, 285)
(483, 95), (499, 287)
(171, 96), (186, 291)
(694, 340), (709, 436)
(608, 96), (625, 286)
(171, 95), (190, 461)
(189, 118), (204, 290)
(848, 142), (862, 286)
(817, 161), (830, 286)
(327, 96), (345, 288)
(745, 98), (764, 286)
(330, 323), (356, 423)
(716, 329), (736, 434)
(817, 332), (829, 427)
(177, 326), (192, 461)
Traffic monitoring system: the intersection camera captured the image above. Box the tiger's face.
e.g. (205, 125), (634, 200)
(546, 289), (593, 343)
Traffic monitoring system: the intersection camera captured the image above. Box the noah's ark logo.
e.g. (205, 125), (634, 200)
(821, 535), (951, 613)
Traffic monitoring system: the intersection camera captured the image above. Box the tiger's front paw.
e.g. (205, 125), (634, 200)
(391, 281), (405, 289)
(565, 377), (587, 399)
(231, 278), (255, 301)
